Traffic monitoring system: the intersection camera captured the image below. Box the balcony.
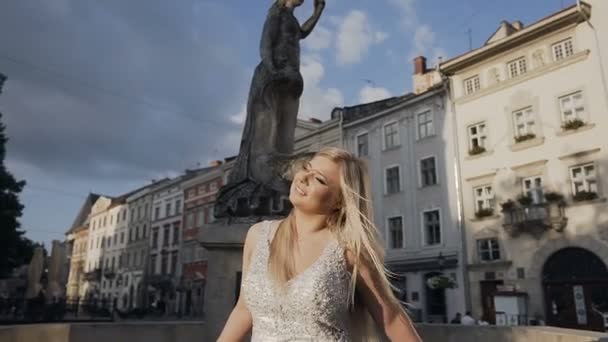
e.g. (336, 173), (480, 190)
(84, 268), (102, 282)
(148, 274), (175, 291)
(103, 269), (116, 279)
(501, 196), (568, 237)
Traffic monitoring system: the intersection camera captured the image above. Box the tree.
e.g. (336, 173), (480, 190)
(0, 75), (35, 278)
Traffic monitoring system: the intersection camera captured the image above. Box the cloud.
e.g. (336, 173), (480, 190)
(299, 54), (344, 120)
(412, 25), (448, 65)
(303, 24), (332, 51)
(387, 0), (446, 67)
(0, 0), (250, 245)
(387, 0), (417, 29)
(359, 85), (392, 103)
(336, 10), (388, 66)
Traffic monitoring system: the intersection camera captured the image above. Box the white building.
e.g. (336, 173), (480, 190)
(81, 195), (113, 303)
(440, 1), (608, 331)
(148, 175), (188, 314)
(336, 57), (466, 323)
(99, 196), (129, 309)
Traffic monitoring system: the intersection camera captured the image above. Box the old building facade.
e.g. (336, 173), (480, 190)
(441, 2), (608, 330)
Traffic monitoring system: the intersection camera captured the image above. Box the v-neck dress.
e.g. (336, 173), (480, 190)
(243, 220), (352, 341)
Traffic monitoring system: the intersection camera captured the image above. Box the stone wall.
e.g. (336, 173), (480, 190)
(1, 322), (607, 342)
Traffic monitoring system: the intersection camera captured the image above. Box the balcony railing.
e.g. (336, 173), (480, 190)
(84, 269), (102, 282)
(501, 200), (567, 237)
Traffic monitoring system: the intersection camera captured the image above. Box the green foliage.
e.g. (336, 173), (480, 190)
(0, 112), (35, 278)
(561, 118), (585, 131)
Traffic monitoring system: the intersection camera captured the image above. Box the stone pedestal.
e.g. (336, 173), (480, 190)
(198, 217), (280, 340)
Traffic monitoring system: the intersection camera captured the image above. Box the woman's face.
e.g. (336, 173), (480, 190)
(289, 155), (341, 215)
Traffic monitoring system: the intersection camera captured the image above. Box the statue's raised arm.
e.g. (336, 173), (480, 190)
(301, 0), (326, 39)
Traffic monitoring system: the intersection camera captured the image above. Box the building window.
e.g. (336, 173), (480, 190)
(154, 207), (160, 220)
(512, 107), (535, 138)
(197, 209), (205, 226)
(113, 234), (117, 246)
(464, 75), (481, 95)
(474, 185), (495, 212)
(385, 166), (401, 194)
(356, 133), (369, 157)
(508, 57), (527, 78)
(417, 111), (434, 139)
(138, 207), (142, 220)
(161, 254), (168, 275)
(468, 122), (487, 152)
(170, 251), (178, 275)
(175, 199), (182, 214)
(166, 202), (172, 218)
(388, 216), (403, 249)
(420, 157), (437, 187)
(173, 225), (180, 246)
(120, 232), (124, 244)
(383, 122), (400, 150)
(552, 38), (574, 61)
(150, 254), (157, 274)
(143, 224), (147, 238)
(187, 212), (195, 229)
(163, 225), (170, 247)
(103, 216), (107, 227)
(152, 228), (159, 248)
(523, 176), (544, 204)
(559, 91), (585, 123)
(570, 163), (598, 196)
(122, 210), (126, 221)
(423, 210), (441, 246)
(130, 209), (135, 223)
(477, 238), (500, 261)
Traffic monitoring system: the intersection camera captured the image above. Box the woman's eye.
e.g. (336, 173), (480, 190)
(316, 178), (326, 185)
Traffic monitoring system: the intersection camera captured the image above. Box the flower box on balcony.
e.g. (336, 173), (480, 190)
(426, 274), (457, 290)
(475, 208), (495, 218)
(469, 145), (487, 156)
(561, 118), (586, 131)
(514, 133), (536, 143)
(516, 195), (533, 206)
(573, 190), (598, 202)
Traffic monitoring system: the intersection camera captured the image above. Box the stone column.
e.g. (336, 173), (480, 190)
(199, 218), (271, 340)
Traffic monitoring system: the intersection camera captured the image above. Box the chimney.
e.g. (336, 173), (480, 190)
(412, 55), (441, 95)
(209, 160), (223, 167)
(512, 21), (524, 31)
(414, 56), (427, 75)
(309, 117), (322, 124)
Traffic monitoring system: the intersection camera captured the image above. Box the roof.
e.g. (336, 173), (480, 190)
(440, 2), (590, 74)
(341, 82), (446, 128)
(65, 193), (100, 235)
(331, 93), (417, 124)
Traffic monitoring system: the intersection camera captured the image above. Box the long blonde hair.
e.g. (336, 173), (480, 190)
(268, 147), (406, 339)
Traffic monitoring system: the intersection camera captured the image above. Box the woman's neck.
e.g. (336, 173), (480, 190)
(292, 209), (328, 236)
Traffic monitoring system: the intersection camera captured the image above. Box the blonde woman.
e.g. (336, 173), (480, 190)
(218, 147), (422, 341)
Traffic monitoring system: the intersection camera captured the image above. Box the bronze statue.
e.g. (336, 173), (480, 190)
(215, 0), (326, 217)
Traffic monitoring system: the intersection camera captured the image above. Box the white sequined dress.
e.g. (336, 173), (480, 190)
(243, 220), (352, 341)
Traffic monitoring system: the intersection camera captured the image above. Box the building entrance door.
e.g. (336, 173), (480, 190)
(543, 247), (608, 332)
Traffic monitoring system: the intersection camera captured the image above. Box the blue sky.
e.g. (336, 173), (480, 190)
(0, 0), (571, 247)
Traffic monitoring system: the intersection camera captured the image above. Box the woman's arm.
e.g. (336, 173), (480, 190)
(216, 223), (263, 341)
(300, 0), (325, 39)
(347, 251), (422, 342)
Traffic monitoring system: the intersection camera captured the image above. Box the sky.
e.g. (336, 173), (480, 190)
(0, 0), (570, 248)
